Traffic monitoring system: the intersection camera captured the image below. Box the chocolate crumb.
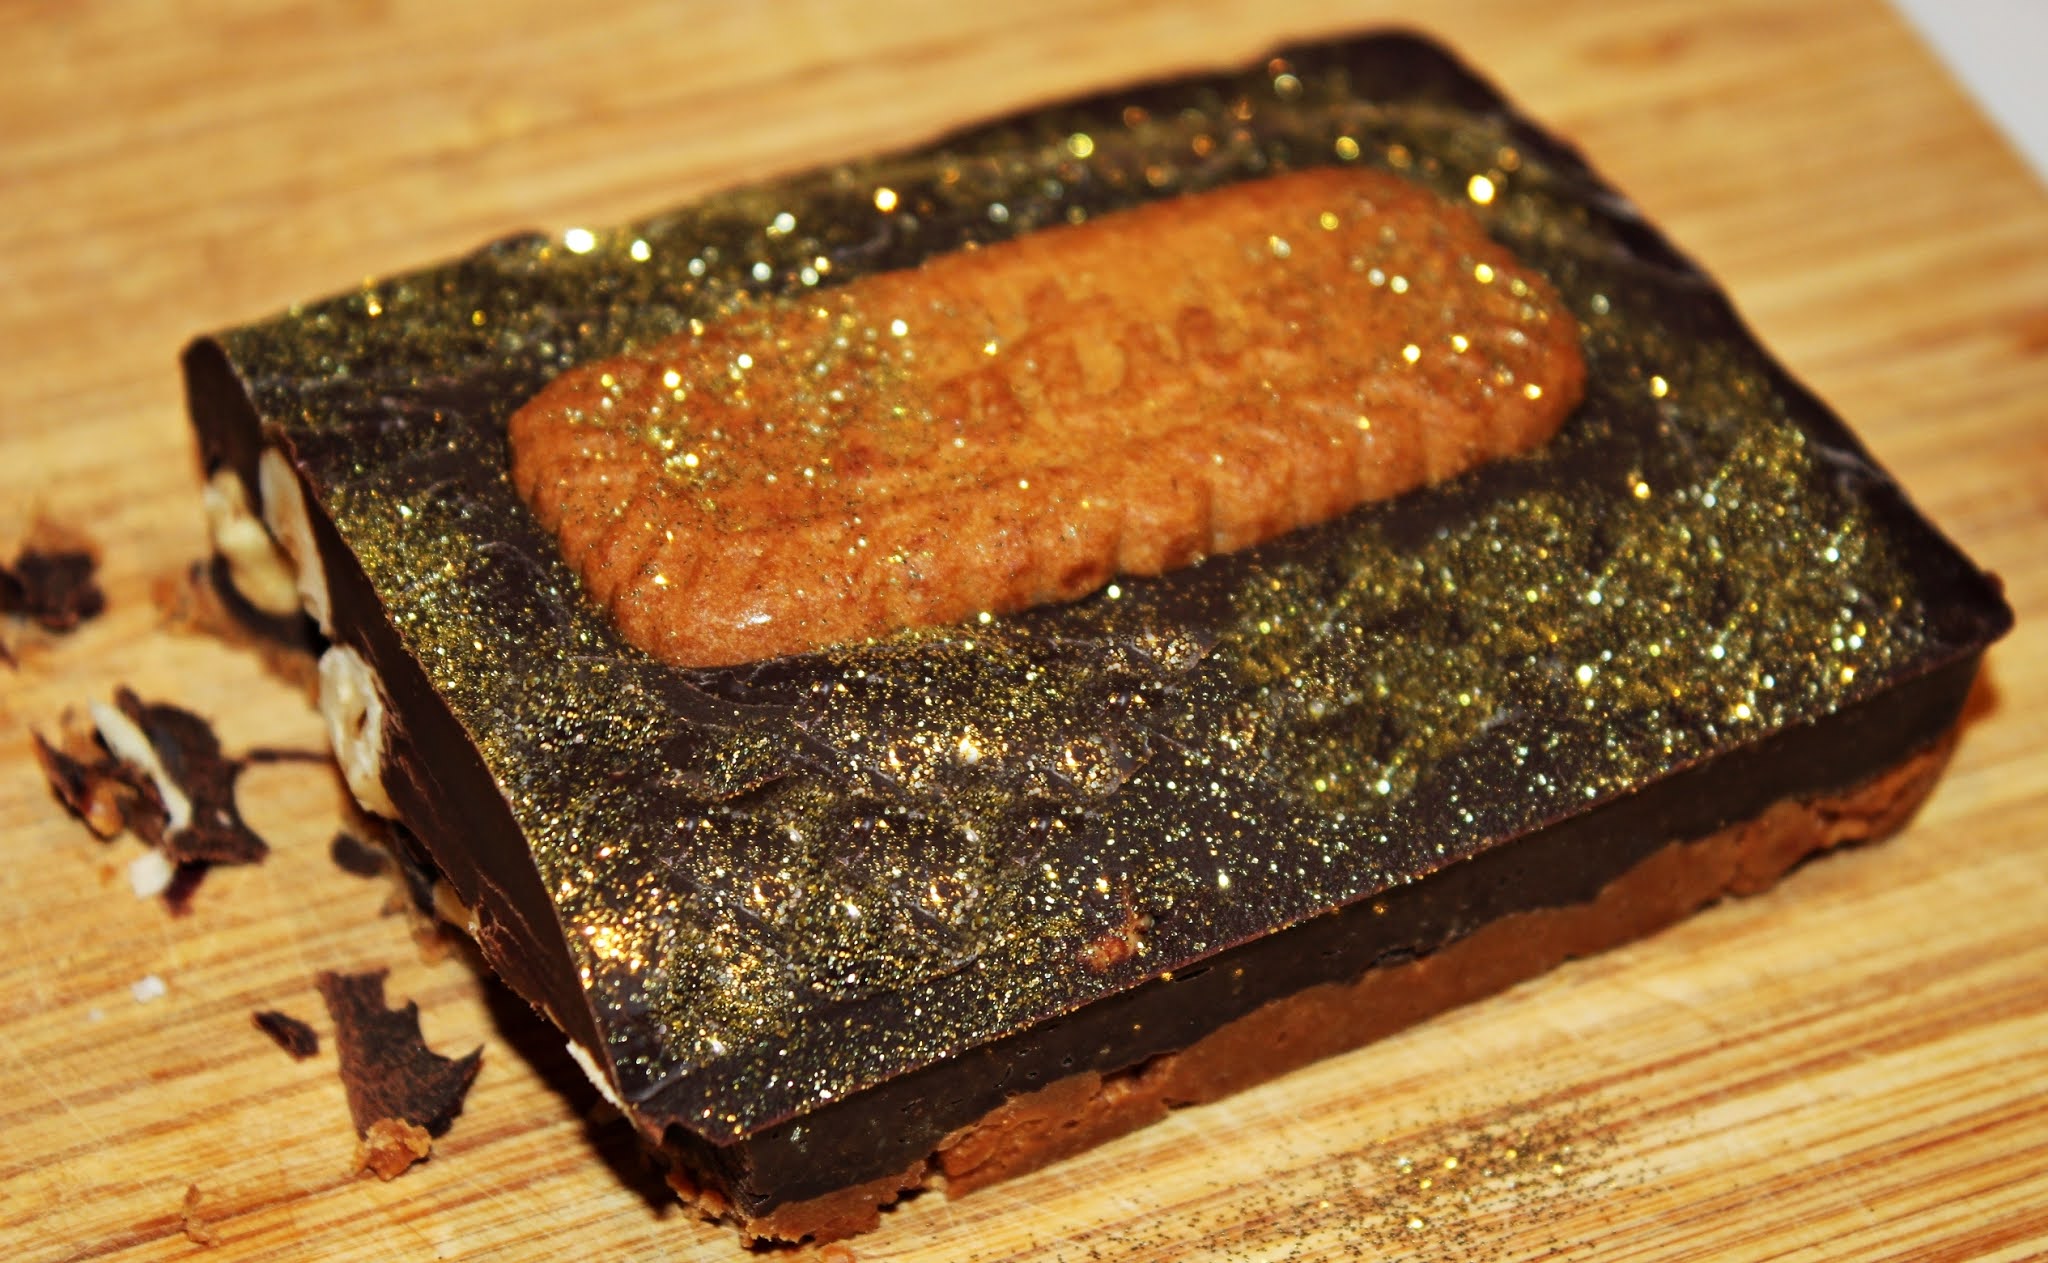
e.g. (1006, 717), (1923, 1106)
(37, 689), (276, 900)
(315, 969), (480, 1140)
(109, 688), (267, 866)
(354, 1117), (433, 1181)
(1, 536), (105, 635)
(253, 1009), (320, 1060)
(162, 859), (211, 916)
(180, 1183), (219, 1248)
(32, 730), (157, 840)
(329, 831), (390, 878)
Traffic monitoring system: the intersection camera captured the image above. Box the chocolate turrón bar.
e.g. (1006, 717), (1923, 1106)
(181, 32), (2010, 1242)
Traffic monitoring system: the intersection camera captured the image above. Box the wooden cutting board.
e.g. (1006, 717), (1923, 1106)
(3, 1), (2044, 1258)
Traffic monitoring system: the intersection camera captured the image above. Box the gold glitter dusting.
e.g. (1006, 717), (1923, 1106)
(906, 1099), (1620, 1261)
(1214, 389), (1890, 820)
(221, 41), (1977, 1140)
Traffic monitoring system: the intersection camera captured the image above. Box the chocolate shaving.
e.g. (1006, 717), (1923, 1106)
(1, 540), (105, 634)
(329, 831), (390, 878)
(110, 687), (267, 866)
(162, 860), (210, 916)
(252, 1009), (320, 1060)
(34, 688), (277, 913)
(32, 730), (158, 840)
(315, 969), (480, 1142)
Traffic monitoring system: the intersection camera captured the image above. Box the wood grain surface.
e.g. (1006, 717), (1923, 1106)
(3, 1), (2045, 1259)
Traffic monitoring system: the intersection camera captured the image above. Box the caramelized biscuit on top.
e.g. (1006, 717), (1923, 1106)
(509, 167), (1585, 667)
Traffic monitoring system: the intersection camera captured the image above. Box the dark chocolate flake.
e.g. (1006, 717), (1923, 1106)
(111, 687), (268, 866)
(315, 968), (481, 1138)
(31, 730), (158, 840)
(0, 543), (105, 634)
(35, 689), (280, 914)
(253, 1009), (320, 1059)
(329, 831), (391, 878)
(162, 860), (211, 917)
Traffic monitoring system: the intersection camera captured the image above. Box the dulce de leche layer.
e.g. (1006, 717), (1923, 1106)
(509, 167), (1584, 667)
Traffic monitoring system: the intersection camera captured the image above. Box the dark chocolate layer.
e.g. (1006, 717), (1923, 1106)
(692, 654), (1980, 1212)
(183, 29), (2011, 1209)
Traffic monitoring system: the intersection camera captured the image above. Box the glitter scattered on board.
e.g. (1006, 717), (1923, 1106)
(214, 36), (1991, 1140)
(897, 1096), (1624, 1261)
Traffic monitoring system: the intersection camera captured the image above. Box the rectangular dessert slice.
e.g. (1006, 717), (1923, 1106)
(180, 31), (2010, 1244)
